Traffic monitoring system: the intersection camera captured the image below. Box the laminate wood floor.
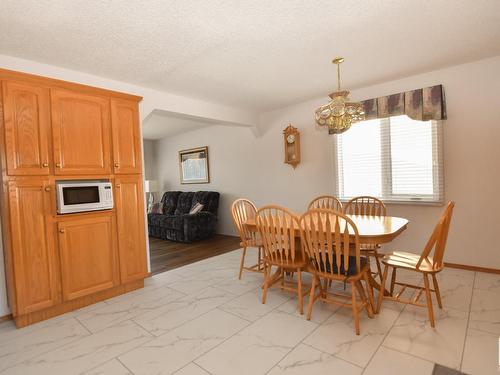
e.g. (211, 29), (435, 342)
(148, 234), (241, 275)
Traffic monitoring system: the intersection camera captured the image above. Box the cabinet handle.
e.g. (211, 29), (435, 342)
(116, 184), (121, 188)
(44, 187), (51, 192)
(55, 163), (61, 168)
(114, 163), (120, 168)
(42, 163), (49, 168)
(59, 229), (65, 234)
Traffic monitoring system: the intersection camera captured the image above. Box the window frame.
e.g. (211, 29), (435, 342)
(333, 117), (444, 206)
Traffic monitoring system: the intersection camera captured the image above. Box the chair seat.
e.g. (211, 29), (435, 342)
(314, 255), (368, 277)
(241, 238), (262, 248)
(381, 251), (440, 273)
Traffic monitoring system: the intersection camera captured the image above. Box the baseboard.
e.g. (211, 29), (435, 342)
(0, 313), (13, 322)
(445, 262), (500, 275)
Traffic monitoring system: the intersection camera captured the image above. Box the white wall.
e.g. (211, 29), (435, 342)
(153, 56), (500, 269)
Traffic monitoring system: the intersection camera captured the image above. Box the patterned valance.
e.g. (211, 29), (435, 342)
(361, 84), (447, 121)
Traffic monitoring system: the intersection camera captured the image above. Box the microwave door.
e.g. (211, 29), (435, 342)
(58, 185), (104, 213)
(63, 186), (100, 205)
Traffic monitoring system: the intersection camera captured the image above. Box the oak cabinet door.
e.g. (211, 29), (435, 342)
(8, 179), (59, 314)
(2, 81), (51, 175)
(51, 89), (111, 175)
(111, 99), (142, 174)
(58, 215), (118, 301)
(115, 176), (148, 282)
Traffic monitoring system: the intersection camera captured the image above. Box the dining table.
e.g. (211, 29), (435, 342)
(243, 214), (409, 296)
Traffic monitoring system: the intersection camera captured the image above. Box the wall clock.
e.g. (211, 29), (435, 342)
(283, 124), (300, 168)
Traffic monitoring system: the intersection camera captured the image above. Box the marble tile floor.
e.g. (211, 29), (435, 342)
(0, 249), (499, 375)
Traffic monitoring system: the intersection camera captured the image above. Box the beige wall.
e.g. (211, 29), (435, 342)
(153, 56), (500, 269)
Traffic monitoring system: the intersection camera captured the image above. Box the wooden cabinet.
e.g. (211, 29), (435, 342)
(57, 215), (119, 301)
(1, 69), (147, 327)
(8, 179), (59, 314)
(111, 99), (142, 174)
(51, 89), (111, 175)
(2, 81), (51, 175)
(115, 175), (148, 282)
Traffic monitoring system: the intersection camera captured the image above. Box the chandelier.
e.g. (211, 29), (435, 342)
(315, 57), (365, 134)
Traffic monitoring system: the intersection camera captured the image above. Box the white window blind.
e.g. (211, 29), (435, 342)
(334, 115), (443, 204)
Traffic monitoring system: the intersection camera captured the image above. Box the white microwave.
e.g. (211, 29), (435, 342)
(56, 180), (114, 214)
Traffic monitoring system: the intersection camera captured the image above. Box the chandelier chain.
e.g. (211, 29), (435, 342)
(337, 62), (341, 91)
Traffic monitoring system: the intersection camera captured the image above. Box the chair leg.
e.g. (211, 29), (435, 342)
(423, 274), (435, 327)
(257, 247), (262, 271)
(297, 268), (303, 315)
(307, 275), (317, 320)
(356, 280), (373, 318)
(373, 250), (383, 283)
(432, 274), (443, 309)
(351, 281), (360, 335)
(362, 272), (375, 315)
(318, 275), (326, 299)
(390, 267), (397, 296)
(262, 264), (270, 304)
(238, 247), (247, 280)
(377, 264), (389, 313)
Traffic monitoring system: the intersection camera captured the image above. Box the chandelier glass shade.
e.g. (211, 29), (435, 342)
(315, 57), (365, 134)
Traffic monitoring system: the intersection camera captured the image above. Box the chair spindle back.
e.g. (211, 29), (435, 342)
(308, 195), (343, 212)
(231, 199), (259, 246)
(300, 209), (361, 277)
(256, 206), (300, 265)
(344, 196), (387, 217)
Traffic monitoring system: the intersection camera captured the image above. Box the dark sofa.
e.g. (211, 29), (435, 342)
(148, 191), (220, 243)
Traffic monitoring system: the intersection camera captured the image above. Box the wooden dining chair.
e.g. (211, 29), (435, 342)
(376, 202), (455, 327)
(256, 205), (309, 314)
(344, 196), (387, 282)
(231, 198), (264, 279)
(307, 195), (343, 212)
(299, 209), (374, 335)
(344, 196), (387, 217)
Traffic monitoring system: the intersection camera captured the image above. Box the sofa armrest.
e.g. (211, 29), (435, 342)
(181, 211), (218, 242)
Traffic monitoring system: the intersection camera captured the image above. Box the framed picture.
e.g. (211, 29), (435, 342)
(179, 146), (210, 184)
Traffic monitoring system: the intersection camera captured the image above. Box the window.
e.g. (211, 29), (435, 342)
(334, 115), (443, 204)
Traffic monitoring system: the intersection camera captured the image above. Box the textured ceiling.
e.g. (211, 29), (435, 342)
(1, 1), (500, 111)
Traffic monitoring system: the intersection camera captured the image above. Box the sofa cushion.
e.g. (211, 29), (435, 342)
(161, 191), (181, 215)
(148, 213), (183, 231)
(148, 202), (163, 214)
(191, 191), (220, 216)
(174, 192), (195, 215)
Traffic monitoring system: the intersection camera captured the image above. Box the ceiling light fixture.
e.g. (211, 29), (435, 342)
(315, 57), (365, 134)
